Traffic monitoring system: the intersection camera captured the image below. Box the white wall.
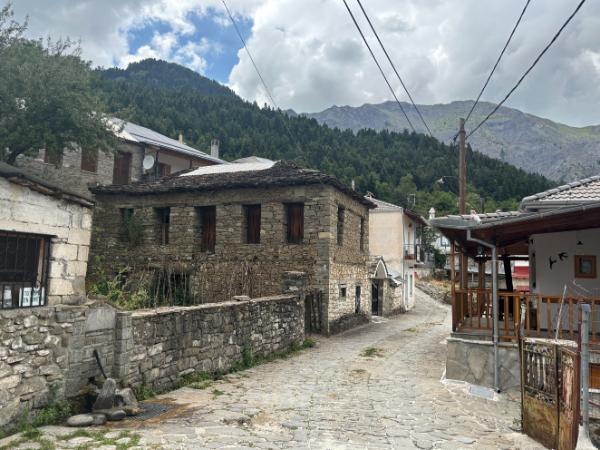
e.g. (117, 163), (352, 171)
(369, 210), (404, 269)
(531, 228), (600, 297)
(0, 178), (93, 305)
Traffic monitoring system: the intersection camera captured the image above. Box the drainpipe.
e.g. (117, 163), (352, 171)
(467, 229), (500, 393)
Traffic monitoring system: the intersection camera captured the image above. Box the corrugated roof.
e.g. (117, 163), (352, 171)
(182, 160), (274, 177)
(366, 196), (403, 211)
(520, 175), (600, 210)
(110, 119), (227, 164)
(91, 161), (376, 208)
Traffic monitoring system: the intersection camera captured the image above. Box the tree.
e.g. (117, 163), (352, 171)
(0, 3), (116, 164)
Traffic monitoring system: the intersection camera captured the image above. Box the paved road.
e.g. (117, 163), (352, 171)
(15, 289), (542, 449)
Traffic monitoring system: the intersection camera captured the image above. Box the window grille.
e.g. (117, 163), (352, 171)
(0, 232), (50, 308)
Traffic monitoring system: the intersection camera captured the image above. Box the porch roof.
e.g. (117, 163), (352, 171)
(431, 201), (600, 256)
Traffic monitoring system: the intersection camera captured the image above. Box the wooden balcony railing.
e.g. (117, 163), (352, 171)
(453, 289), (600, 343)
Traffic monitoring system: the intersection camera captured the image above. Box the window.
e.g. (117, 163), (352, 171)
(360, 217), (366, 252)
(575, 255), (597, 279)
(155, 207), (170, 245)
(81, 149), (98, 173)
(337, 205), (345, 246)
(243, 205), (261, 244)
(44, 149), (62, 167)
(112, 151), (132, 185)
(286, 203), (304, 244)
(339, 284), (347, 299)
(0, 232), (50, 308)
(197, 206), (216, 253)
(120, 208), (135, 243)
(156, 162), (171, 178)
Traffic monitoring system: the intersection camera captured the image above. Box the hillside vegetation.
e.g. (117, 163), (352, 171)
(95, 59), (553, 215)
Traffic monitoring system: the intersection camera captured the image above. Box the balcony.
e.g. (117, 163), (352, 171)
(404, 243), (433, 266)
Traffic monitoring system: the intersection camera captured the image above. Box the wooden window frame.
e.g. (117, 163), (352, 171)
(112, 151), (132, 185)
(337, 205), (345, 246)
(285, 203), (304, 244)
(81, 149), (98, 173)
(155, 207), (170, 245)
(575, 255), (597, 279)
(198, 206), (216, 253)
(243, 204), (261, 244)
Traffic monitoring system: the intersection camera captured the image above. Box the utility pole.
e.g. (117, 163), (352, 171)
(458, 118), (467, 215)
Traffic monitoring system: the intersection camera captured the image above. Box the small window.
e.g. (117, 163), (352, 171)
(120, 208), (134, 242)
(575, 255), (596, 279)
(156, 162), (171, 178)
(286, 203), (304, 244)
(155, 207), (170, 245)
(44, 149), (62, 167)
(81, 149), (98, 173)
(337, 205), (345, 246)
(339, 284), (347, 299)
(197, 206), (216, 253)
(360, 217), (366, 252)
(243, 205), (261, 244)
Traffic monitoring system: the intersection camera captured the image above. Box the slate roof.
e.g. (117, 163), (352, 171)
(110, 119), (227, 164)
(0, 162), (94, 206)
(91, 161), (376, 208)
(520, 175), (600, 210)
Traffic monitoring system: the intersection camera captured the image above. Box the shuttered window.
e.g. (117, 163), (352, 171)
(198, 206), (216, 253)
(112, 151), (132, 185)
(155, 207), (170, 245)
(244, 205), (261, 244)
(286, 203), (304, 244)
(81, 149), (98, 173)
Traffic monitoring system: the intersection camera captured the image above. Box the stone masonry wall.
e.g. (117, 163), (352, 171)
(0, 178), (93, 305)
(116, 295), (304, 392)
(382, 281), (404, 316)
(14, 143), (144, 200)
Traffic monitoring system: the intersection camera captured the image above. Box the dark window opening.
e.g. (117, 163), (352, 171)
(156, 162), (171, 178)
(286, 203), (304, 244)
(197, 206), (216, 253)
(81, 149), (98, 173)
(339, 285), (347, 299)
(337, 205), (345, 246)
(355, 286), (361, 313)
(155, 207), (170, 245)
(120, 208), (135, 243)
(244, 205), (261, 244)
(44, 149), (62, 167)
(360, 217), (366, 252)
(152, 270), (192, 306)
(0, 232), (50, 309)
(112, 151), (132, 185)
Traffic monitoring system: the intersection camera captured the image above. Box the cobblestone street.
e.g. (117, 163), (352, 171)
(7, 289), (542, 449)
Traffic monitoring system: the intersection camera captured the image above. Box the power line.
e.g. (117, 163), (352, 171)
(341, 0), (416, 133)
(221, 0), (300, 147)
(467, 0), (587, 139)
(355, 0), (433, 138)
(464, 0), (532, 126)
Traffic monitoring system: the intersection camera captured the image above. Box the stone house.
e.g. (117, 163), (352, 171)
(89, 160), (375, 335)
(13, 119), (225, 199)
(366, 195), (429, 312)
(369, 256), (404, 316)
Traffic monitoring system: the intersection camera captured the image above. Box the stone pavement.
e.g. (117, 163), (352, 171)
(6, 289), (543, 449)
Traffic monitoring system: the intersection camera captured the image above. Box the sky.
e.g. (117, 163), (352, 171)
(11, 0), (600, 127)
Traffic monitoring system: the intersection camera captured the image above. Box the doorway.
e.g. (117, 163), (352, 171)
(371, 282), (380, 315)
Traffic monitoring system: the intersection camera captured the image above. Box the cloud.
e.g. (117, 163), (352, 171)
(12, 0), (600, 126)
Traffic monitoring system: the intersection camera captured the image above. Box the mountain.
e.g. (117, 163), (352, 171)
(304, 100), (600, 182)
(94, 59), (553, 215)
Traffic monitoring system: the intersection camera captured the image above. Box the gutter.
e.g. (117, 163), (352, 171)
(466, 229), (500, 393)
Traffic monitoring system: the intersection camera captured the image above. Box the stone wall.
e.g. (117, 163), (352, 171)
(381, 280), (404, 316)
(14, 143), (144, 200)
(115, 295), (304, 391)
(0, 177), (93, 305)
(90, 184), (371, 334)
(445, 337), (521, 392)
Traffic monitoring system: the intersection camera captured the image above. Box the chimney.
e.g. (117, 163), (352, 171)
(178, 132), (184, 144)
(428, 207), (436, 220)
(210, 139), (220, 159)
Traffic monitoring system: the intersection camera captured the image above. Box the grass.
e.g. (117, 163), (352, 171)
(212, 388), (225, 398)
(56, 429), (141, 450)
(360, 347), (384, 358)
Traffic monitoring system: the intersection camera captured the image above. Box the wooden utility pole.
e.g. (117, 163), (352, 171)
(458, 117), (467, 215)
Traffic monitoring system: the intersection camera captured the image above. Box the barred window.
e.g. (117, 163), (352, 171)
(0, 232), (50, 308)
(155, 207), (170, 245)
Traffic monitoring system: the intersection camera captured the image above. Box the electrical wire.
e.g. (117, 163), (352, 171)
(342, 0), (416, 133)
(467, 0), (587, 139)
(355, 0), (433, 138)
(221, 0), (300, 148)
(464, 0), (532, 126)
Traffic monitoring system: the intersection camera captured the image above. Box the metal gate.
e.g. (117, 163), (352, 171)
(521, 338), (579, 450)
(305, 290), (322, 334)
